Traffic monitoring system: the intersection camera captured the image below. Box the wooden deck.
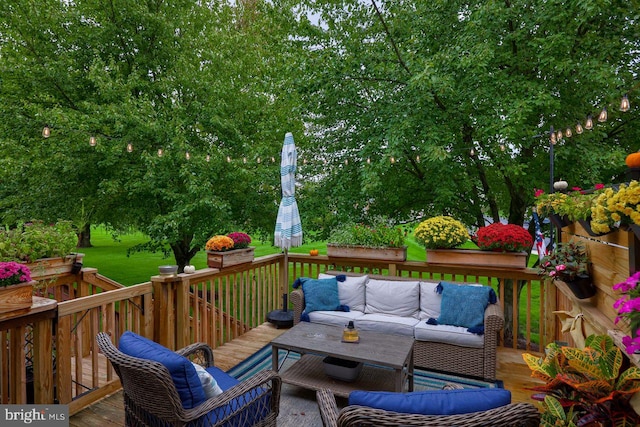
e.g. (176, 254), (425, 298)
(69, 323), (544, 426)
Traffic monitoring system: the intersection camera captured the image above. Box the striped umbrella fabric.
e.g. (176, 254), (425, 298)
(274, 132), (302, 250)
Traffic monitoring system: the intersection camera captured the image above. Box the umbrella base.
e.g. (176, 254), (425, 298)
(266, 310), (293, 329)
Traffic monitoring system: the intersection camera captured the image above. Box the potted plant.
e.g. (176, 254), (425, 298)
(205, 232), (254, 269)
(612, 271), (640, 354)
(591, 180), (640, 236)
(538, 239), (595, 299)
(413, 215), (469, 250)
(326, 217), (406, 261)
(522, 335), (640, 426)
(535, 185), (605, 229)
(0, 220), (82, 279)
(0, 261), (36, 313)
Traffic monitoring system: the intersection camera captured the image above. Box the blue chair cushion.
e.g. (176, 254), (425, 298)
(200, 367), (271, 427)
(437, 282), (497, 330)
(348, 388), (511, 416)
(118, 331), (206, 409)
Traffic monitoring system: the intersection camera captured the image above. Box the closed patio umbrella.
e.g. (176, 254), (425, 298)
(268, 132), (302, 328)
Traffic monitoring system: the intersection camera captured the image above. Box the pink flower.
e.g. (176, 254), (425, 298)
(555, 264), (567, 271)
(622, 334), (640, 353)
(549, 271), (556, 277)
(572, 186), (582, 192)
(534, 189), (545, 197)
(595, 183), (605, 190)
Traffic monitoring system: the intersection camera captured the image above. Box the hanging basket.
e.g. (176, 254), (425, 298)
(206, 247), (255, 269)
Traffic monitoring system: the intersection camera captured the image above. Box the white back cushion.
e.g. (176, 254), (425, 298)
(318, 273), (367, 312)
(419, 281), (442, 320)
(364, 279), (420, 318)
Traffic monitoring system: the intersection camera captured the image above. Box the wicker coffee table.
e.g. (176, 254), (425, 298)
(270, 322), (414, 398)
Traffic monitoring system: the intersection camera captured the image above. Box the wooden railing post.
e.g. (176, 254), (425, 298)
(151, 274), (180, 349)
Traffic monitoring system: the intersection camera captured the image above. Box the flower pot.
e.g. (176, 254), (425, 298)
(561, 274), (596, 299)
(426, 248), (527, 269)
(577, 219), (612, 237)
(25, 253), (84, 280)
(549, 214), (570, 229)
(206, 247), (255, 269)
(326, 244), (407, 262)
(0, 280), (36, 314)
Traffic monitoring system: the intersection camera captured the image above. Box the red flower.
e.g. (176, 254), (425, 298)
(534, 189), (545, 197)
(475, 223), (533, 252)
(595, 183), (605, 190)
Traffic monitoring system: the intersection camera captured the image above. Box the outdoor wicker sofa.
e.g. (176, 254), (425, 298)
(96, 332), (282, 427)
(291, 271), (504, 380)
(316, 388), (541, 427)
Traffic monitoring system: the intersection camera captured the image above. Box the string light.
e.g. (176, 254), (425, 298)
(550, 126), (556, 144)
(575, 122), (583, 134)
(271, 156), (275, 163)
(89, 136), (97, 146)
(257, 157), (261, 163)
(390, 156), (395, 163)
(620, 94), (630, 112)
(564, 128), (572, 138)
(500, 144), (505, 151)
(469, 148), (475, 156)
(585, 115), (593, 130)
(127, 143), (133, 152)
(416, 154), (421, 162)
(206, 154), (210, 162)
(226, 156), (231, 163)
(157, 148), (164, 157)
(366, 158), (371, 164)
(185, 151), (190, 160)
(243, 157), (247, 164)
(556, 130), (563, 140)
(42, 125), (50, 138)
(598, 107), (607, 122)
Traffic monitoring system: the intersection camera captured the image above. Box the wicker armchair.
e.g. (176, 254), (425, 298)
(96, 332), (281, 427)
(316, 389), (540, 427)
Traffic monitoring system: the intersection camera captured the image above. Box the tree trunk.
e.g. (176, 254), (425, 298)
(77, 223), (92, 248)
(170, 235), (199, 273)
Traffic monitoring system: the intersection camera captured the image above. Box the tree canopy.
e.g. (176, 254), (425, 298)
(0, 0), (639, 267)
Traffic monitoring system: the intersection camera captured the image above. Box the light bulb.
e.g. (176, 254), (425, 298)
(206, 154), (210, 162)
(344, 159), (348, 165)
(556, 130), (563, 140)
(366, 158), (371, 164)
(598, 107), (607, 122)
(185, 151), (190, 160)
(42, 126), (50, 138)
(564, 128), (572, 138)
(271, 156), (275, 163)
(500, 144), (505, 151)
(89, 136), (97, 146)
(585, 115), (593, 130)
(257, 157), (261, 163)
(416, 154), (421, 162)
(127, 143), (133, 152)
(157, 148), (163, 157)
(243, 157), (247, 164)
(575, 122), (583, 134)
(390, 156), (395, 163)
(226, 156), (231, 163)
(620, 94), (630, 112)
(469, 148), (475, 156)
(550, 127), (556, 144)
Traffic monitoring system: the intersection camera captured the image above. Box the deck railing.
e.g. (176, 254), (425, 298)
(2, 251), (549, 415)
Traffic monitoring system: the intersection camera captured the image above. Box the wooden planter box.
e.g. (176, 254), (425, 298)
(0, 280), (36, 314)
(426, 248), (527, 269)
(326, 244), (407, 262)
(26, 253), (84, 280)
(206, 247), (255, 269)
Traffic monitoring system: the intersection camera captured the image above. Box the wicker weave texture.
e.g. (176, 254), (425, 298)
(316, 389), (540, 427)
(96, 332), (281, 427)
(290, 280), (504, 381)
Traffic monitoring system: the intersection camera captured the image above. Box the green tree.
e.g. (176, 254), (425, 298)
(0, 0), (302, 269)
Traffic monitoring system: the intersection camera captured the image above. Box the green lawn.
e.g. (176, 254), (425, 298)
(81, 228), (430, 286)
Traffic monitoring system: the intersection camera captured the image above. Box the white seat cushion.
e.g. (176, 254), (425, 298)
(418, 281), (442, 320)
(355, 313), (419, 337)
(414, 321), (484, 348)
(307, 310), (365, 328)
(364, 279), (420, 318)
(318, 273), (367, 312)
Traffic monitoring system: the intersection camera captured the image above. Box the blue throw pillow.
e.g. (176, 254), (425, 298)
(349, 388), (511, 416)
(436, 282), (496, 329)
(300, 277), (341, 313)
(118, 331), (206, 409)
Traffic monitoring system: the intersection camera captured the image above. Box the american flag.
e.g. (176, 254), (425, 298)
(532, 208), (548, 257)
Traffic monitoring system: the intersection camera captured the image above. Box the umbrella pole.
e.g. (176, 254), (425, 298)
(266, 248), (294, 328)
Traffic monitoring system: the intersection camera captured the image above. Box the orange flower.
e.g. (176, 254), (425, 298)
(205, 235), (234, 252)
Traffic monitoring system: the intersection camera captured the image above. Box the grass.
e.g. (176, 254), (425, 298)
(80, 227), (430, 286)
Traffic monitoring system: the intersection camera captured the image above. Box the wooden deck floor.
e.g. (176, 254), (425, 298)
(69, 323), (544, 426)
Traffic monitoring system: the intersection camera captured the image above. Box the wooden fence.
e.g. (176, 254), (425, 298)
(3, 251), (555, 415)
